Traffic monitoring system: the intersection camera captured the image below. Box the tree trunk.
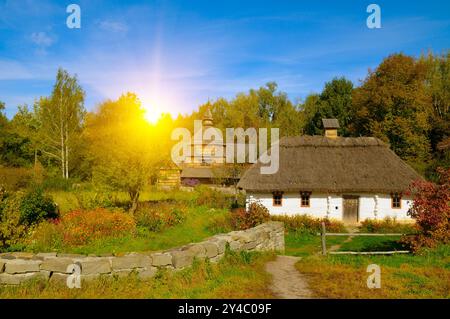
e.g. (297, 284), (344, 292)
(129, 191), (140, 215)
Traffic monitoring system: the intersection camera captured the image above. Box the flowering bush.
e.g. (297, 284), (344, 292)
(134, 202), (187, 232)
(360, 217), (417, 234)
(230, 202), (270, 230)
(403, 168), (450, 252)
(271, 214), (346, 234)
(61, 208), (136, 246)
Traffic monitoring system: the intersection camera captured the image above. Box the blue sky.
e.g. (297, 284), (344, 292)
(0, 0), (449, 120)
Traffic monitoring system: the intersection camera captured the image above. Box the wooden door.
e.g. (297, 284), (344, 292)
(343, 195), (359, 223)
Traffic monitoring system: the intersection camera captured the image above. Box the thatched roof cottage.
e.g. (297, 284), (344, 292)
(237, 119), (422, 223)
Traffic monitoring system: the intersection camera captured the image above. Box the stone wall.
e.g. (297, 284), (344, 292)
(0, 221), (284, 285)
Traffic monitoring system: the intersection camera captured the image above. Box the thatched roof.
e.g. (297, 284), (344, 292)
(238, 135), (423, 193)
(181, 167), (214, 179)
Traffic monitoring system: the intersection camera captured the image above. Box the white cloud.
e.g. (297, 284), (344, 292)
(98, 20), (128, 33)
(30, 31), (54, 47)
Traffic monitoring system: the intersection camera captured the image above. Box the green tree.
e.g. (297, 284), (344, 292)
(85, 93), (167, 214)
(301, 77), (354, 136)
(351, 54), (432, 172)
(35, 68), (85, 179)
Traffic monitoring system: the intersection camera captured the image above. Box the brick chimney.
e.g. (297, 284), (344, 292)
(322, 118), (339, 139)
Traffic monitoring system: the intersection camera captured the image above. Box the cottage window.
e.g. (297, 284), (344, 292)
(273, 192), (283, 206)
(391, 193), (402, 209)
(300, 192), (311, 207)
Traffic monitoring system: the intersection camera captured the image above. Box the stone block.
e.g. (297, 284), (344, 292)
(40, 258), (75, 273)
(79, 258), (111, 275)
(0, 272), (46, 285)
(137, 267), (157, 279)
(202, 242), (218, 258)
(170, 250), (194, 269)
(151, 253), (172, 267)
(5, 260), (41, 274)
(111, 254), (152, 270)
(0, 260), (5, 273)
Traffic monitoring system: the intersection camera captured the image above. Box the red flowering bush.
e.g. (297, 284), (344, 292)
(404, 168), (450, 251)
(61, 208), (136, 246)
(134, 202), (187, 232)
(230, 202), (270, 230)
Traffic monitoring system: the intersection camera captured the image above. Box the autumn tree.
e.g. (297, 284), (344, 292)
(85, 93), (168, 214)
(351, 54), (432, 171)
(35, 68), (85, 179)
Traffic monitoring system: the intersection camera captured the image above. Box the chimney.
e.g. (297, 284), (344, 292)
(322, 118), (339, 139)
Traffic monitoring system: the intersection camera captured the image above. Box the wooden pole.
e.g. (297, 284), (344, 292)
(321, 222), (327, 255)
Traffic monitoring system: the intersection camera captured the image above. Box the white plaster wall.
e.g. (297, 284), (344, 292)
(247, 192), (413, 221)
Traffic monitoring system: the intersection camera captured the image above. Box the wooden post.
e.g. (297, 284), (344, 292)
(321, 222), (327, 255)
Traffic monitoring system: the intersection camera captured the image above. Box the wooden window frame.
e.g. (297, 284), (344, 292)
(273, 192), (283, 207)
(391, 193), (402, 209)
(300, 191), (311, 207)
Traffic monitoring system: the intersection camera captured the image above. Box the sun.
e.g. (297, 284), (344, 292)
(143, 105), (163, 124)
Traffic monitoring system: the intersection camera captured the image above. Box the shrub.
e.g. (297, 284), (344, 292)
(61, 208), (136, 246)
(359, 217), (417, 234)
(134, 202), (187, 232)
(0, 167), (32, 191)
(42, 176), (76, 191)
(27, 220), (63, 251)
(19, 188), (58, 226)
(206, 214), (233, 234)
(403, 168), (450, 252)
(271, 214), (346, 234)
(195, 185), (232, 209)
(0, 193), (27, 250)
(230, 202), (270, 230)
(74, 191), (122, 210)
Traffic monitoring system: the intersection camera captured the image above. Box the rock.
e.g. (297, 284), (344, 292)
(0, 260), (5, 273)
(170, 250), (194, 269)
(151, 253), (172, 267)
(112, 269), (134, 278)
(229, 241), (241, 251)
(202, 242), (218, 258)
(40, 258), (75, 273)
(183, 244), (206, 258)
(79, 258), (111, 275)
(137, 267), (157, 279)
(0, 272), (46, 285)
(0, 255), (15, 260)
(242, 241), (257, 250)
(111, 254), (152, 270)
(5, 260), (41, 274)
(57, 253), (86, 259)
(34, 253), (57, 260)
(10, 252), (35, 260)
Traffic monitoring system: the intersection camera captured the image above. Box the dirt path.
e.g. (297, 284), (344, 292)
(265, 255), (313, 299)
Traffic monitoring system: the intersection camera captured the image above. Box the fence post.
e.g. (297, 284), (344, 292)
(321, 222), (327, 255)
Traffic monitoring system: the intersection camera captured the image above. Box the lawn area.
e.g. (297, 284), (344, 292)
(0, 251), (275, 299)
(295, 244), (450, 298)
(284, 230), (450, 299)
(26, 205), (230, 256)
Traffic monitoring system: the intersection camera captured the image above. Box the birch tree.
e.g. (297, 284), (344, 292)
(36, 69), (85, 179)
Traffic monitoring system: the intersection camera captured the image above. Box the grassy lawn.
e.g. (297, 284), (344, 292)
(284, 230), (450, 299)
(295, 245), (450, 298)
(0, 251), (275, 299)
(26, 206), (230, 255)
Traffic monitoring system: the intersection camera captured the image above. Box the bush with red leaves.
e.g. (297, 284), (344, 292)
(404, 168), (450, 252)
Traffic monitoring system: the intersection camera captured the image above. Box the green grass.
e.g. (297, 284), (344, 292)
(0, 251), (276, 299)
(338, 235), (406, 252)
(284, 232), (350, 257)
(27, 206), (230, 255)
(295, 244), (450, 298)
